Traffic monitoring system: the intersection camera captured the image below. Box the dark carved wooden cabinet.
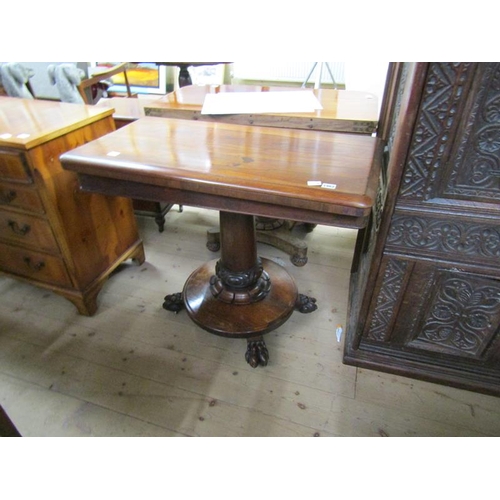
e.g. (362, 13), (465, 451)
(345, 62), (500, 396)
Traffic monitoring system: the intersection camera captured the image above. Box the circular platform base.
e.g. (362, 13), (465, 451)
(183, 258), (298, 338)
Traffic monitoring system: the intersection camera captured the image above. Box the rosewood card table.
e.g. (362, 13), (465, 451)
(60, 117), (382, 367)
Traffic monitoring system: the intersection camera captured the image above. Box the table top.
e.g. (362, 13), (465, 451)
(0, 97), (113, 150)
(95, 96), (160, 121)
(153, 62), (230, 67)
(144, 85), (378, 134)
(61, 117), (382, 227)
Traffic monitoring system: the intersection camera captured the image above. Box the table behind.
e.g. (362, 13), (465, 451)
(144, 85), (378, 134)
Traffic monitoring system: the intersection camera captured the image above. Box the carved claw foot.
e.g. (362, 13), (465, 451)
(291, 254), (308, 267)
(245, 337), (269, 368)
(295, 294), (318, 314)
(206, 240), (221, 252)
(206, 228), (221, 252)
(162, 292), (185, 314)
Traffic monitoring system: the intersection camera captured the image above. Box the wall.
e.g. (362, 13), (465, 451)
(19, 62), (87, 99)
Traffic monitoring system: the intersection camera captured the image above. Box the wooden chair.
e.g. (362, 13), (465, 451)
(78, 63), (134, 104)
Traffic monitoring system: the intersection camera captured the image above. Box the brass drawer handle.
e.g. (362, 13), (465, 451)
(8, 220), (31, 236)
(23, 256), (45, 272)
(0, 190), (17, 204)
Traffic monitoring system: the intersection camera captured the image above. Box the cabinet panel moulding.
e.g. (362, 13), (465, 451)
(385, 212), (500, 268)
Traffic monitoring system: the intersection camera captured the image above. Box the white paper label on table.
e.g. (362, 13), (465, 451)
(201, 91), (323, 115)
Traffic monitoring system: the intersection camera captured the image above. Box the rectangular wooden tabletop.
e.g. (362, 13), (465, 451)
(60, 117), (382, 228)
(144, 85), (379, 134)
(0, 96), (113, 149)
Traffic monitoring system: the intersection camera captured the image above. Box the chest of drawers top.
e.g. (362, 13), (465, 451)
(0, 96), (114, 150)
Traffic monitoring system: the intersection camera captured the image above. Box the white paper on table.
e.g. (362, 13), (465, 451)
(201, 91), (323, 115)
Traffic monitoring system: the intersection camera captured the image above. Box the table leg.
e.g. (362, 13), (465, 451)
(178, 65), (192, 87)
(163, 211), (317, 367)
(206, 216), (310, 267)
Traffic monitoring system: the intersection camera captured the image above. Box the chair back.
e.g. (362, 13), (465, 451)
(47, 63), (86, 103)
(77, 63), (133, 104)
(0, 62), (35, 98)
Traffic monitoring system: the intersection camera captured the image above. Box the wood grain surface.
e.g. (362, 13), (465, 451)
(61, 117), (382, 221)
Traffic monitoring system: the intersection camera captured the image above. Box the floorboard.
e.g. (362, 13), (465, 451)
(1, 207), (500, 437)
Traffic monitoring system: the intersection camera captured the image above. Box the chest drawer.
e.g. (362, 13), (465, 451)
(0, 241), (72, 288)
(0, 149), (32, 183)
(0, 181), (45, 214)
(0, 210), (59, 252)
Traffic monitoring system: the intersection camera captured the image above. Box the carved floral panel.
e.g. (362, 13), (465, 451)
(365, 258), (409, 342)
(387, 214), (500, 263)
(399, 62), (500, 203)
(399, 63), (474, 200)
(409, 273), (500, 357)
(445, 63), (500, 201)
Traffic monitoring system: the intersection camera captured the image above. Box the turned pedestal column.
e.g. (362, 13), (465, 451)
(163, 211), (317, 367)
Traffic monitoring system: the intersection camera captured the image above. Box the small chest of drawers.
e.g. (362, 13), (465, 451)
(0, 97), (145, 315)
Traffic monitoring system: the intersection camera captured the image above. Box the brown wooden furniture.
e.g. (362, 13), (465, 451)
(146, 85), (379, 265)
(60, 117), (382, 367)
(78, 63), (133, 104)
(95, 96), (157, 127)
(94, 96), (181, 231)
(145, 84), (378, 134)
(0, 97), (144, 316)
(346, 62), (500, 397)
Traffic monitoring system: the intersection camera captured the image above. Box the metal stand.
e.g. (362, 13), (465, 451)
(302, 62), (337, 89)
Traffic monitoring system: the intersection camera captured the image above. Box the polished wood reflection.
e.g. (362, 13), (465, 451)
(61, 116), (381, 224)
(0, 96), (114, 149)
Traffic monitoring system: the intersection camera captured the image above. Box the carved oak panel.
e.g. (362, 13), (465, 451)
(386, 213), (500, 266)
(408, 271), (500, 358)
(399, 63), (475, 201)
(364, 257), (410, 342)
(444, 63), (500, 202)
(399, 62), (500, 205)
(363, 261), (500, 363)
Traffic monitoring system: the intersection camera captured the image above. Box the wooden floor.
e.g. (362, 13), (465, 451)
(1, 206), (500, 437)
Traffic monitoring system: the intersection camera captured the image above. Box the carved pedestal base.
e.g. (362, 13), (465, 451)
(164, 212), (319, 367)
(162, 261), (319, 367)
(183, 258), (297, 338)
